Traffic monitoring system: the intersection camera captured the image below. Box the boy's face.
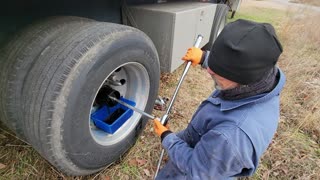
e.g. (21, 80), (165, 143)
(207, 67), (239, 90)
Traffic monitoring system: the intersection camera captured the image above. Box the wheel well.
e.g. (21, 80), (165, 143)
(0, 0), (122, 47)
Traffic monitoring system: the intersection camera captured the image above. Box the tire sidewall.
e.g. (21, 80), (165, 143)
(60, 31), (159, 169)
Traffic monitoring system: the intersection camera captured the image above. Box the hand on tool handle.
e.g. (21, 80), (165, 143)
(154, 118), (172, 141)
(182, 47), (204, 66)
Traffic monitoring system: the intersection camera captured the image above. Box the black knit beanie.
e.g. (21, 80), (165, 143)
(208, 19), (283, 85)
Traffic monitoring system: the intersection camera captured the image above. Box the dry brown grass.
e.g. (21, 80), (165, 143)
(255, 10), (320, 179)
(1, 1), (320, 179)
(290, 0), (320, 7)
(278, 11), (320, 141)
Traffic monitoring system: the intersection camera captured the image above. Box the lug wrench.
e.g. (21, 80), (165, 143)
(109, 35), (203, 178)
(154, 35), (203, 178)
(108, 96), (155, 119)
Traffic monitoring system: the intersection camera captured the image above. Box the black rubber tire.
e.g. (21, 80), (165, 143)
(0, 16), (94, 139)
(203, 4), (229, 51)
(0, 17), (160, 175)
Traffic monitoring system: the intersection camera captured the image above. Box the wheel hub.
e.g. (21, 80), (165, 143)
(89, 62), (150, 146)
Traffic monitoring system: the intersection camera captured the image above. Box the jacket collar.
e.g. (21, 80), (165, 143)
(207, 68), (286, 111)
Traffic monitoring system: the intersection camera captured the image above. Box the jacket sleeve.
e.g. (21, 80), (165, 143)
(162, 129), (244, 178)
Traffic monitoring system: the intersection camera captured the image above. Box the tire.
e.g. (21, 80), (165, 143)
(0, 17), (160, 175)
(203, 4), (228, 51)
(0, 16), (94, 139)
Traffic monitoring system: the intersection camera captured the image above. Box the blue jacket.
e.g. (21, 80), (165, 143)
(156, 68), (286, 180)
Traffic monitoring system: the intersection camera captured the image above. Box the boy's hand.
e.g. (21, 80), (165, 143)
(182, 47), (203, 66)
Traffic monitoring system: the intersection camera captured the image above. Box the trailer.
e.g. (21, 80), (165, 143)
(0, 0), (241, 176)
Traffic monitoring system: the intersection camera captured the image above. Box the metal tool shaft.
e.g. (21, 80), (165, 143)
(155, 35), (203, 179)
(160, 35), (203, 125)
(108, 96), (155, 119)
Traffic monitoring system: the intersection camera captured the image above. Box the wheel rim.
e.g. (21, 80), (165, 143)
(89, 62), (150, 146)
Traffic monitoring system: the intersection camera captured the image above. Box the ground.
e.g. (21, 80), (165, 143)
(0, 0), (319, 179)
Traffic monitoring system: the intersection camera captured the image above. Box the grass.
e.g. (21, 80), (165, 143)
(229, 6), (286, 27)
(233, 3), (320, 180)
(290, 0), (320, 7)
(1, 1), (320, 179)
